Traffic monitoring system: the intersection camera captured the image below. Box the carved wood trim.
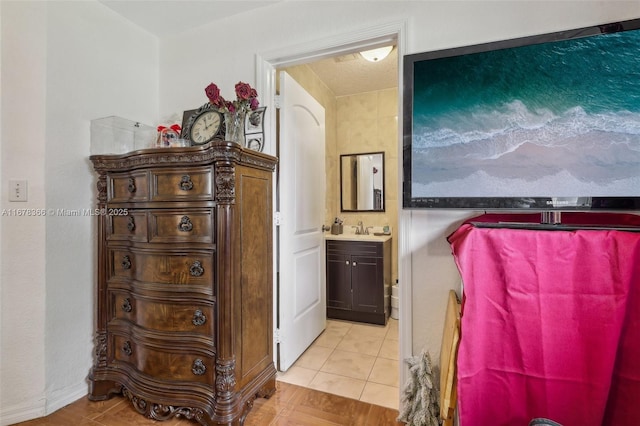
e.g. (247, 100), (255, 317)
(215, 165), (236, 204)
(90, 141), (276, 172)
(123, 387), (207, 424)
(96, 172), (107, 204)
(213, 357), (239, 422)
(215, 358), (237, 399)
(94, 331), (108, 367)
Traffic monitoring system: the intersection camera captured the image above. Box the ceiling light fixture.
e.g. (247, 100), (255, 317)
(360, 46), (393, 62)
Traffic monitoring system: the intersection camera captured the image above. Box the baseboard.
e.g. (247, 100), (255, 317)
(0, 397), (46, 426)
(0, 382), (88, 426)
(45, 381), (88, 415)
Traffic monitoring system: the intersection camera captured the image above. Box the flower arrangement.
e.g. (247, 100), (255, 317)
(205, 81), (260, 114)
(204, 81), (260, 143)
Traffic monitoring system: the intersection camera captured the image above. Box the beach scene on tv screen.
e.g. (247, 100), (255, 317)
(411, 28), (640, 198)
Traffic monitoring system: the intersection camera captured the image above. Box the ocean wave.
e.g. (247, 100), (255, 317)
(413, 100), (640, 160)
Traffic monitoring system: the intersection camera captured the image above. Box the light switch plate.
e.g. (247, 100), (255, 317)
(9, 179), (28, 202)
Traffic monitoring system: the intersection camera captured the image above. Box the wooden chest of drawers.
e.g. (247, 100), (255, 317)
(88, 142), (277, 425)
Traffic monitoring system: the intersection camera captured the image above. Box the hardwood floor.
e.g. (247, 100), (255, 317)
(13, 381), (405, 426)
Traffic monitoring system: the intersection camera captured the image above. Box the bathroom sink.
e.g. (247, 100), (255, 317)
(324, 233), (391, 242)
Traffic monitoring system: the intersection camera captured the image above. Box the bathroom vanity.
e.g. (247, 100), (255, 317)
(325, 234), (391, 325)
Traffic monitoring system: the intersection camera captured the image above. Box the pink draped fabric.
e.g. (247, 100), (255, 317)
(448, 213), (640, 426)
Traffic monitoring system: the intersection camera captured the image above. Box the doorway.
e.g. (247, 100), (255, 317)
(256, 21), (409, 409)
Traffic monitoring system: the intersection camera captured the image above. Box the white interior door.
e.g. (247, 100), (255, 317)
(278, 71), (326, 371)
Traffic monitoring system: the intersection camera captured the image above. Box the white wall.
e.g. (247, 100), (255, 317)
(0, 1), (159, 424)
(158, 0), (640, 356)
(1, 3), (48, 422)
(1, 1), (639, 424)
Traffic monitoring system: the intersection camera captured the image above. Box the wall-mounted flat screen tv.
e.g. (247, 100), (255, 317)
(403, 18), (640, 210)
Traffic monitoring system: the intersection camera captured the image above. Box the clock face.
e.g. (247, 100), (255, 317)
(190, 111), (222, 144)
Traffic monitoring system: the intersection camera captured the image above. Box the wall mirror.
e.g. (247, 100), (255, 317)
(340, 152), (385, 212)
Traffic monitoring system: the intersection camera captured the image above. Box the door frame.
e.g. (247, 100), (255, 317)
(255, 19), (412, 388)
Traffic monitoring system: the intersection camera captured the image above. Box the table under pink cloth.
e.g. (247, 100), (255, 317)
(448, 213), (640, 426)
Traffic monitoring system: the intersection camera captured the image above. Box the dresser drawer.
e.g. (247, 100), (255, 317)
(111, 291), (215, 336)
(108, 249), (214, 288)
(107, 210), (148, 242)
(149, 209), (214, 244)
(151, 167), (213, 201)
(108, 171), (149, 203)
(111, 334), (215, 385)
(109, 249), (134, 280)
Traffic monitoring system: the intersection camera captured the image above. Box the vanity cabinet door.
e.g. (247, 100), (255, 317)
(351, 255), (384, 314)
(326, 253), (352, 310)
(326, 239), (389, 325)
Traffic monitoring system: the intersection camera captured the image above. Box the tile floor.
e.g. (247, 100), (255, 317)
(276, 318), (400, 410)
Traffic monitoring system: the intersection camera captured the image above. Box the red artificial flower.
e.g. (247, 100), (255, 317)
(204, 81), (259, 114)
(205, 83), (222, 106)
(235, 82), (253, 100)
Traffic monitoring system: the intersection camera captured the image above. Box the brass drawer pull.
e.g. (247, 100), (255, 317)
(192, 359), (206, 375)
(121, 255), (132, 270)
(192, 309), (207, 326)
(180, 175), (194, 191)
(189, 260), (204, 277)
(123, 341), (132, 356)
(178, 216), (193, 232)
(122, 298), (132, 313)
(127, 178), (136, 193)
(127, 216), (136, 232)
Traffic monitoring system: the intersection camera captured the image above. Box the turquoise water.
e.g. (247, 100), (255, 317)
(410, 29), (640, 196)
(412, 30), (640, 149)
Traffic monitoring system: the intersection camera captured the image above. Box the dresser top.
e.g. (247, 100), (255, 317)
(90, 140), (277, 172)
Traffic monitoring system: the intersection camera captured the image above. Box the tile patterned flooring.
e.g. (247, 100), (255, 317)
(276, 318), (399, 410)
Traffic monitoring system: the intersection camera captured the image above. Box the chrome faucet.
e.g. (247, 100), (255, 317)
(356, 221), (365, 235)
